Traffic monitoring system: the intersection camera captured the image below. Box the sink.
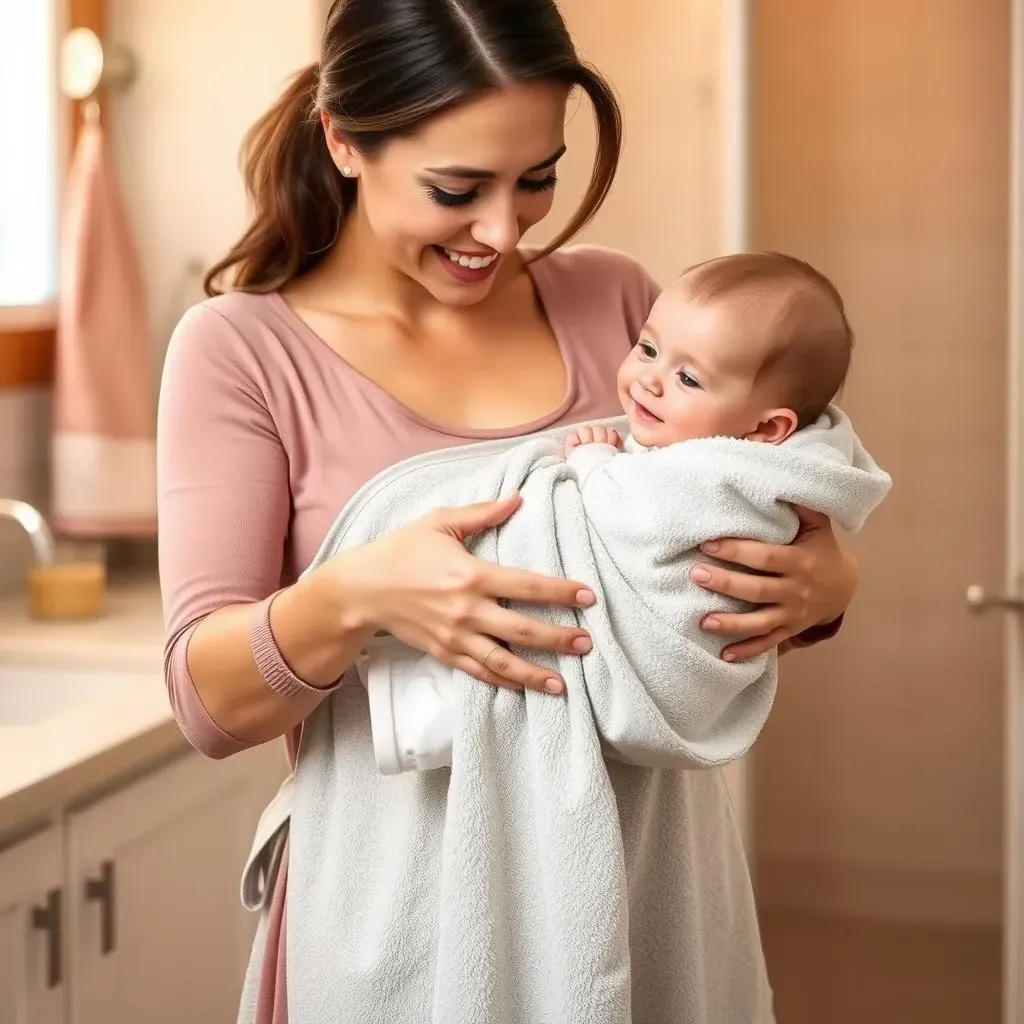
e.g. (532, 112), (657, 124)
(0, 663), (144, 726)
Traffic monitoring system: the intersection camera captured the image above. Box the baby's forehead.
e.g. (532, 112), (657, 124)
(650, 281), (778, 357)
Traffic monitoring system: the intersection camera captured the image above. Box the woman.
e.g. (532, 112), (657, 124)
(158, 1), (856, 1020)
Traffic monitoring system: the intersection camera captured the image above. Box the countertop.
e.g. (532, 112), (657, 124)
(0, 576), (187, 838)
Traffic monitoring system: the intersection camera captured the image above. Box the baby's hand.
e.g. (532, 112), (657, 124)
(564, 425), (625, 456)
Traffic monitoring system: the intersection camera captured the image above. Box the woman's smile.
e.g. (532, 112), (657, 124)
(432, 244), (501, 283)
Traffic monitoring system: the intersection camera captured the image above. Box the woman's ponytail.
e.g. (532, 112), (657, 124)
(204, 64), (351, 296)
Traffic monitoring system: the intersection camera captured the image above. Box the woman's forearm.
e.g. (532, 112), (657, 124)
(182, 565), (370, 746)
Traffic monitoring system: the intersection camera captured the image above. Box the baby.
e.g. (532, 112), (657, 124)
(565, 250), (853, 458)
(366, 251), (858, 775)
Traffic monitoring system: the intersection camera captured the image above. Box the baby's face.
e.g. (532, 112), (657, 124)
(616, 284), (794, 448)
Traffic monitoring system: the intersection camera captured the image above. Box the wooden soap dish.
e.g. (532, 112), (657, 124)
(27, 561), (107, 621)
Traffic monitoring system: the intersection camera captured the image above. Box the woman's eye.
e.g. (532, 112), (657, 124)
(427, 185), (478, 209)
(637, 341), (657, 359)
(518, 173), (558, 194)
(426, 174), (556, 209)
(677, 370), (702, 390)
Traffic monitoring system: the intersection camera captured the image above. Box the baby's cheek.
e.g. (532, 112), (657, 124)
(665, 396), (714, 440)
(616, 352), (639, 388)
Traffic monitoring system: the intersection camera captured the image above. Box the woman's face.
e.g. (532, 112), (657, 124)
(325, 81), (570, 306)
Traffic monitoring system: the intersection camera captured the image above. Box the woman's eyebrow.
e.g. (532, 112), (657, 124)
(424, 144), (567, 180)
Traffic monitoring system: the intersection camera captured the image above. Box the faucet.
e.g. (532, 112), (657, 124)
(0, 499), (57, 565)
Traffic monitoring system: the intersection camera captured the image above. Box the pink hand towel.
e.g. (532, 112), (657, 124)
(52, 113), (156, 537)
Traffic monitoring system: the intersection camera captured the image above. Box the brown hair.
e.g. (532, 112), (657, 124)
(679, 252), (855, 428)
(204, 0), (622, 296)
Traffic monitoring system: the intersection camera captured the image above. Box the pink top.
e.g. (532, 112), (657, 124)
(157, 244), (661, 1022)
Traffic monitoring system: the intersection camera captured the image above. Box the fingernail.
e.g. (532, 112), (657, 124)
(722, 651), (736, 663)
(691, 566), (712, 584)
(704, 616), (721, 631)
(701, 541), (720, 555)
(572, 635), (592, 654)
(545, 677), (565, 695)
(576, 589), (596, 607)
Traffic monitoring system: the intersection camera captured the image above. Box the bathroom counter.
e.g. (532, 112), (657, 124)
(0, 579), (289, 1016)
(0, 577), (187, 837)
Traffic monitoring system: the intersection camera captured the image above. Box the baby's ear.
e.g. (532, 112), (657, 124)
(745, 409), (798, 445)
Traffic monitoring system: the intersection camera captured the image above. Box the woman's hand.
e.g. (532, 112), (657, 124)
(689, 507), (859, 662)
(329, 494), (595, 694)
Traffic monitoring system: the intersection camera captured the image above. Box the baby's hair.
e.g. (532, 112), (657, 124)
(678, 252), (854, 428)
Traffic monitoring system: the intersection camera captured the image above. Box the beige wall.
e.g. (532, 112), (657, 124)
(751, 0), (1009, 925)
(106, 0), (322, 371)
(538, 0), (738, 283)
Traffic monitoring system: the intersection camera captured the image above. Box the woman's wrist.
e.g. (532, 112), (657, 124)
(267, 566), (373, 687)
(790, 551), (857, 648)
(315, 547), (382, 636)
(252, 592), (340, 695)
(794, 613), (845, 645)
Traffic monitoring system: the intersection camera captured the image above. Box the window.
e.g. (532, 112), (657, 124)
(0, 1), (58, 308)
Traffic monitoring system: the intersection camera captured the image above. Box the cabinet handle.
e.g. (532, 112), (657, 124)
(84, 860), (116, 955)
(30, 887), (63, 989)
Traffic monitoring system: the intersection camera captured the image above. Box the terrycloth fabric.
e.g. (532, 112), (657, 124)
(287, 407), (890, 1024)
(53, 113), (156, 537)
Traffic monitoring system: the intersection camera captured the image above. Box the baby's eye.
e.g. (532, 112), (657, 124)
(637, 340), (657, 359)
(676, 370), (702, 390)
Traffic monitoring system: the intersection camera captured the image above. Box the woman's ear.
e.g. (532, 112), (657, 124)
(320, 113), (361, 178)
(745, 409), (799, 445)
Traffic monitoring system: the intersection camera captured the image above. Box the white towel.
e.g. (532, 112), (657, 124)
(284, 408), (890, 1024)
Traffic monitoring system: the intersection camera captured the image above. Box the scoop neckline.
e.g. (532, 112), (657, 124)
(268, 252), (578, 440)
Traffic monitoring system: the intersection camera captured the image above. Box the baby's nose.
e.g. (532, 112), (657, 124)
(640, 372), (663, 396)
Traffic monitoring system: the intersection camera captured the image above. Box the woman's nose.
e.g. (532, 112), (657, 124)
(470, 199), (521, 254)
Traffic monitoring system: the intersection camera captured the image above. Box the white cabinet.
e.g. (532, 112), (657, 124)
(0, 827), (65, 1024)
(67, 753), (259, 1024)
(0, 744), (287, 1024)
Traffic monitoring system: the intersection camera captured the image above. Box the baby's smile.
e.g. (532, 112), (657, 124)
(628, 389), (664, 425)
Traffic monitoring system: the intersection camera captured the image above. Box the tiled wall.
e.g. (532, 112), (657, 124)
(0, 388), (51, 596)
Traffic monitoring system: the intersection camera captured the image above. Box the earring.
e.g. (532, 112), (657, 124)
(342, 165), (352, 177)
